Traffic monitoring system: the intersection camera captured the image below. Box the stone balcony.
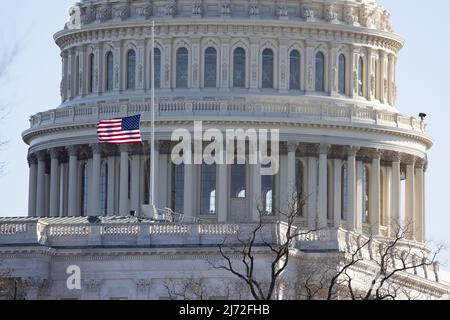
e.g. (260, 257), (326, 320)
(22, 100), (430, 147)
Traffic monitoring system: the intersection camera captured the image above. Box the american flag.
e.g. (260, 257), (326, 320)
(97, 115), (143, 144)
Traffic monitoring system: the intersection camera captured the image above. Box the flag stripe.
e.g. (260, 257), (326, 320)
(97, 115), (142, 145)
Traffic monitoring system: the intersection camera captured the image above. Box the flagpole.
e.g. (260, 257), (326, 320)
(150, 20), (156, 209)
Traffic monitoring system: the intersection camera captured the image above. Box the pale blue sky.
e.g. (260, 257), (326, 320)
(0, 1), (449, 268)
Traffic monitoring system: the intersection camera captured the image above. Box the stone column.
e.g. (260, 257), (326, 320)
(278, 39), (289, 92)
(287, 143), (297, 205)
(346, 147), (359, 231)
(250, 38), (260, 91)
(217, 161), (228, 223)
(405, 157), (416, 240)
(220, 37), (230, 89)
(67, 146), (79, 217)
(333, 158), (342, 228)
(251, 162), (262, 222)
(370, 150), (382, 235)
(49, 149), (61, 217)
(414, 159), (425, 242)
(36, 151), (47, 218)
(317, 144), (330, 229)
(184, 162), (195, 219)
(387, 54), (394, 106)
(119, 145), (130, 216)
(306, 153), (318, 229)
(379, 51), (387, 104)
(350, 46), (360, 98)
(107, 152), (116, 216)
(390, 154), (401, 236)
(130, 147), (141, 215)
(90, 144), (102, 216)
(305, 41), (315, 93)
(191, 37), (201, 89)
(28, 154), (38, 217)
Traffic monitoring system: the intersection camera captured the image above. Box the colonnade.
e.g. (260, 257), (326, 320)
(27, 142), (426, 241)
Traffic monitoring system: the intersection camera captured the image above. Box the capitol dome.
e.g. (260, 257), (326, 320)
(23, 0), (428, 241)
(0, 0), (446, 301)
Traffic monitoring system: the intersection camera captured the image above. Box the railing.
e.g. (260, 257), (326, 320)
(0, 223), (28, 235)
(26, 100), (427, 135)
(47, 225), (91, 237)
(101, 225), (140, 236)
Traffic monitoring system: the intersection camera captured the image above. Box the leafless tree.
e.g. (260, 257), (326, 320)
(0, 38), (20, 176)
(326, 224), (443, 300)
(163, 277), (247, 300)
(210, 193), (318, 300)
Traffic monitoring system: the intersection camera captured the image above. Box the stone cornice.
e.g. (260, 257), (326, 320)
(54, 19), (404, 54)
(22, 117), (433, 154)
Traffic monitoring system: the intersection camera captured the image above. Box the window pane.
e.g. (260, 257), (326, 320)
(173, 164), (185, 213)
(204, 47), (217, 88)
(262, 168), (274, 215)
(176, 47), (189, 88)
(89, 54), (94, 93)
(262, 49), (274, 89)
(201, 164), (216, 215)
(233, 48), (246, 88)
(358, 57), (364, 96)
(149, 48), (162, 89)
(127, 50), (136, 90)
(338, 54), (346, 94)
(290, 50), (300, 90)
(315, 52), (325, 92)
(106, 52), (114, 91)
(231, 164), (246, 198)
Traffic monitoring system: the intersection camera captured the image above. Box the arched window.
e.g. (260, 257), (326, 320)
(80, 162), (88, 217)
(201, 164), (216, 215)
(262, 48), (274, 89)
(210, 190), (216, 214)
(233, 48), (246, 88)
(289, 50), (301, 90)
(88, 53), (94, 94)
(127, 50), (136, 90)
(231, 163), (246, 198)
(151, 48), (162, 89)
(262, 163), (275, 215)
(358, 57), (364, 97)
(176, 47), (189, 88)
(265, 190), (273, 215)
(315, 52), (325, 92)
(338, 54), (346, 94)
(362, 165), (370, 223)
(106, 52), (114, 92)
(341, 164), (348, 220)
(296, 159), (305, 216)
(75, 55), (80, 96)
(100, 162), (108, 215)
(204, 47), (217, 88)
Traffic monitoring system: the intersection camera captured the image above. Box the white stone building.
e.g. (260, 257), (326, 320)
(0, 0), (449, 300)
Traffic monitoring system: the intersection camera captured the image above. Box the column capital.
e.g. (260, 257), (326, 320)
(49, 148), (63, 160)
(390, 152), (402, 163)
(67, 145), (79, 157)
(319, 144), (331, 155)
(345, 146), (360, 157)
(36, 150), (48, 162)
(287, 142), (298, 153)
(415, 157), (426, 170)
(119, 144), (130, 153)
(369, 149), (383, 160)
(403, 154), (416, 166)
(27, 153), (38, 166)
(90, 143), (103, 155)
